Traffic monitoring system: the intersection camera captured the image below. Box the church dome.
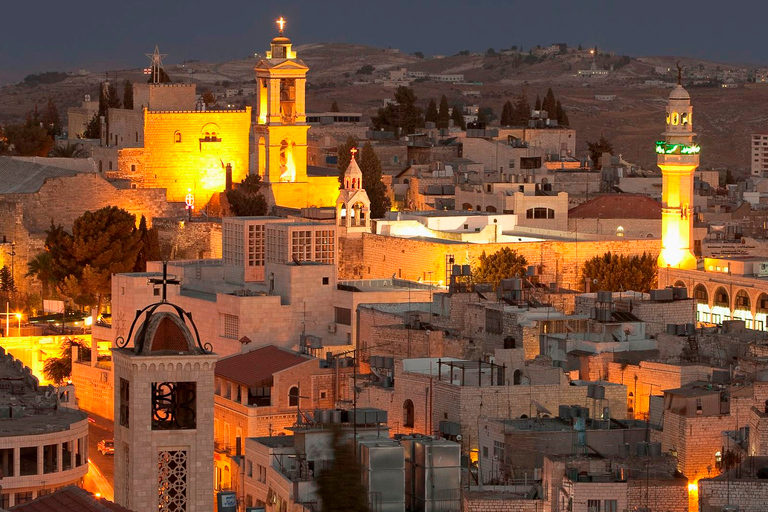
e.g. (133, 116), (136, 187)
(134, 311), (199, 355)
(669, 84), (690, 101)
(271, 35), (291, 45)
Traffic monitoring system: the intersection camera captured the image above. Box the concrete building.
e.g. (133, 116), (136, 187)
(0, 348), (88, 508)
(65, 95), (99, 140)
(752, 132), (768, 177)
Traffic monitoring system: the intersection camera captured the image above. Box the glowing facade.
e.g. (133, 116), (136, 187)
(657, 77), (698, 270)
(254, 19), (340, 209)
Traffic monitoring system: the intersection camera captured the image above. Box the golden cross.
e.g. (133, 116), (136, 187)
(276, 17), (286, 34)
(350, 147), (358, 158)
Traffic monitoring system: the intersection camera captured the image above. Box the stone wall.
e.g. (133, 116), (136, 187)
(627, 479), (688, 512)
(462, 494), (540, 512)
(360, 233), (661, 292)
(699, 477), (768, 512)
(153, 218), (223, 260)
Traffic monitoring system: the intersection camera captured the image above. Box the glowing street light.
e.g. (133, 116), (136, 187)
(15, 313), (21, 336)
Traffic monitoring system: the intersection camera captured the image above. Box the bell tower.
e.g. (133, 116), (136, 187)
(336, 148), (371, 231)
(657, 64), (699, 270)
(113, 263), (217, 512)
(254, 17), (309, 184)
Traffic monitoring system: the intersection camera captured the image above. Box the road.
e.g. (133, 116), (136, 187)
(83, 414), (115, 500)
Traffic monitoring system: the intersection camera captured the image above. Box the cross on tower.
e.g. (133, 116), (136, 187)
(276, 17), (286, 34)
(148, 261), (181, 302)
(350, 147), (358, 158)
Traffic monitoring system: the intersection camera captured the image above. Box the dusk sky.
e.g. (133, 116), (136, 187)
(3, 0), (768, 84)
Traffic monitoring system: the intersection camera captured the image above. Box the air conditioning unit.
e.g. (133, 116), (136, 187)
(327, 323), (337, 333)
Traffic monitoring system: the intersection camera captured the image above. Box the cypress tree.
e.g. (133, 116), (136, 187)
(359, 142), (391, 218)
(451, 104), (466, 130)
(437, 95), (451, 129)
(425, 98), (438, 124)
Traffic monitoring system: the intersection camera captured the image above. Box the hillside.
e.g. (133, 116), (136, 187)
(1, 43), (764, 173)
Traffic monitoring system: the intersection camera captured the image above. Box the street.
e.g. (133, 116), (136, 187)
(84, 414), (115, 500)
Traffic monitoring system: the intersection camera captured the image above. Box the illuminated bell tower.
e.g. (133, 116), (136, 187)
(657, 65), (699, 270)
(254, 17), (309, 183)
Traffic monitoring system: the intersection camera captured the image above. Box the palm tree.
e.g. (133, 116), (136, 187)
(49, 143), (86, 158)
(26, 252), (56, 302)
(43, 337), (90, 385)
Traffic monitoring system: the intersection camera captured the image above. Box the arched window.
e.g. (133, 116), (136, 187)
(174, 131), (182, 143)
(99, 160), (103, 172)
(109, 161), (113, 170)
(758, 293), (768, 313)
(694, 284), (708, 303)
(403, 399), (415, 428)
(628, 392), (634, 413)
(462, 203), (473, 211)
(735, 289), (750, 311)
(486, 206), (497, 213)
(513, 370), (522, 385)
(476, 205), (482, 212)
(503, 336), (516, 349)
(714, 287), (729, 308)
(288, 386), (299, 407)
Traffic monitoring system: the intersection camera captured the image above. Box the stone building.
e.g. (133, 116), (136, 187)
(568, 194), (663, 239)
(212, 345), (353, 490)
(0, 347), (88, 508)
(112, 289), (217, 512)
(0, 157), (180, 293)
(699, 457), (768, 512)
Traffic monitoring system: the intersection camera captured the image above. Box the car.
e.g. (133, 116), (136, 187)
(98, 439), (114, 455)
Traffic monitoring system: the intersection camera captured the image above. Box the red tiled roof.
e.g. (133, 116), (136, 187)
(215, 345), (311, 387)
(568, 194), (662, 219)
(10, 486), (135, 512)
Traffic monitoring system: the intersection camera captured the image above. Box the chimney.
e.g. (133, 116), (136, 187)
(225, 163), (233, 191)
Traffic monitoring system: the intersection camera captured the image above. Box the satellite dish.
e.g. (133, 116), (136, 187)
(623, 324), (635, 336)
(592, 279), (598, 284)
(456, 434), (462, 441)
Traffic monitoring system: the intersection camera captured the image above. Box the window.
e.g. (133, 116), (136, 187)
(43, 444), (58, 473)
(503, 336), (516, 349)
(291, 230), (312, 262)
(118, 377), (130, 428)
(175, 131), (182, 143)
(20, 447), (37, 476)
(131, 164), (136, 172)
(248, 224), (265, 267)
(0, 494), (9, 509)
(403, 399), (415, 428)
(508, 160), (515, 169)
(513, 370), (522, 385)
(604, 500), (618, 512)
(258, 464), (267, 483)
(587, 500), (601, 512)
(158, 450), (187, 512)
(322, 277), (329, 285)
(15, 492), (33, 506)
(248, 461), (253, 477)
(334, 307), (352, 326)
(289, 386), (299, 407)
(109, 161), (113, 170)
(151, 382), (197, 430)
(222, 314), (239, 339)
(0, 448), (13, 477)
(493, 441), (505, 461)
(696, 398), (702, 412)
(315, 230), (335, 264)
(320, 391), (327, 399)
(482, 446), (489, 458)
(526, 207), (555, 219)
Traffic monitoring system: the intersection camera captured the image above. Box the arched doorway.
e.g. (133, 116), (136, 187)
(403, 399), (414, 428)
(513, 370), (522, 385)
(279, 139), (296, 182)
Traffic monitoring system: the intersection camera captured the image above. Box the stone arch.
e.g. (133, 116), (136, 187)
(714, 286), (729, 308)
(693, 284), (708, 304)
(674, 280), (687, 289)
(201, 123), (221, 141)
(257, 137), (266, 177)
(486, 206), (497, 213)
(513, 369), (522, 385)
(735, 289), (751, 311)
(350, 201), (367, 227)
(462, 203), (473, 211)
(476, 205), (482, 212)
(288, 386), (299, 407)
(279, 139), (297, 182)
(758, 293), (768, 313)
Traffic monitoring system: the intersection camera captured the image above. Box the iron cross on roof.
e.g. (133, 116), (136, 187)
(148, 261), (181, 302)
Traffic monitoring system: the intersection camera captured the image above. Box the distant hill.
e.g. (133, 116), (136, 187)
(1, 42), (764, 174)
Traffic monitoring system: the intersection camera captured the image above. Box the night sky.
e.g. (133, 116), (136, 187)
(3, 0), (767, 84)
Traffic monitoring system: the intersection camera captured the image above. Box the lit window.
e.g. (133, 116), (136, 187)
(616, 226), (625, 237)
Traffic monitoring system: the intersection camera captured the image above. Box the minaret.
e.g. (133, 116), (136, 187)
(657, 64), (699, 270)
(336, 147), (371, 231)
(254, 17), (310, 183)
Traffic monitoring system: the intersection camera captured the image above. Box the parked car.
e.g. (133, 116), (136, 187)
(98, 439), (114, 455)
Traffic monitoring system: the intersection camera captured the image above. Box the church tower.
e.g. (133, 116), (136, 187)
(254, 17), (309, 184)
(657, 66), (700, 270)
(336, 148), (371, 231)
(112, 265), (217, 512)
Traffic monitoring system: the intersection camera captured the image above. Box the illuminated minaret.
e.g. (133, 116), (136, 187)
(657, 65), (700, 270)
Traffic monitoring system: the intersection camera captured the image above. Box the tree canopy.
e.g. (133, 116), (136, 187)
(451, 104), (466, 130)
(472, 248), (528, 289)
(359, 142), (391, 218)
(372, 86), (423, 135)
(226, 175), (268, 216)
(581, 252), (657, 293)
(46, 207), (143, 314)
(43, 337), (90, 385)
(425, 98), (438, 124)
(316, 426), (369, 512)
(586, 135), (614, 169)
